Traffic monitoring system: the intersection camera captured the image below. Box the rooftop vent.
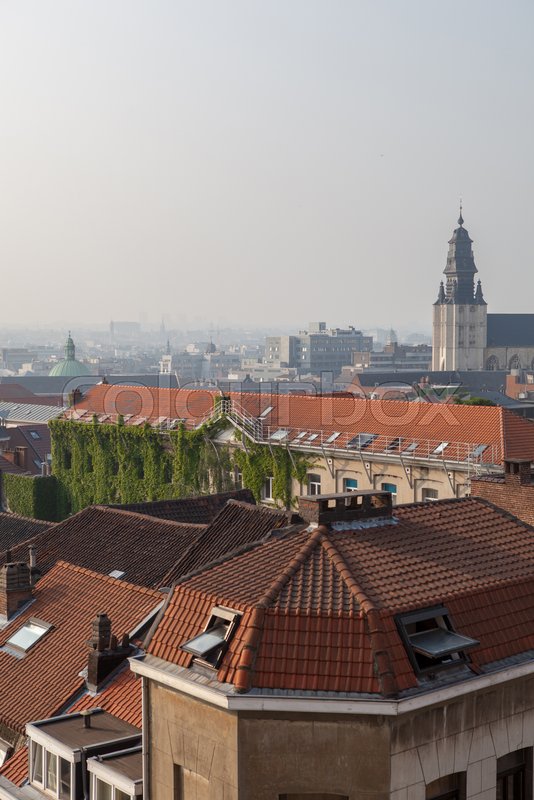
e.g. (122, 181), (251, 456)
(298, 490), (393, 525)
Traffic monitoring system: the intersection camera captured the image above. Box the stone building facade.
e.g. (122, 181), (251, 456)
(432, 212), (534, 372)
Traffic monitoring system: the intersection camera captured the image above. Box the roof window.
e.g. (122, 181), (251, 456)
(432, 442), (449, 455)
(293, 431), (307, 441)
(270, 429), (289, 441)
(469, 444), (488, 459)
(6, 618), (52, 653)
(181, 606), (241, 668)
(396, 606), (478, 675)
(385, 437), (402, 452)
(29, 430), (41, 440)
(306, 433), (319, 442)
(259, 406), (273, 418)
(324, 432), (341, 444)
(403, 441), (419, 454)
(347, 433), (377, 450)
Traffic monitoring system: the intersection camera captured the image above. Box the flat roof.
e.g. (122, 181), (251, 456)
(28, 710), (140, 750)
(90, 750), (142, 783)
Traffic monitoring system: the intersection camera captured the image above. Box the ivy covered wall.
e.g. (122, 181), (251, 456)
(2, 474), (60, 521)
(48, 418), (312, 519)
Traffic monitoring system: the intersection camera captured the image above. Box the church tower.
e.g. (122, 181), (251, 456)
(432, 209), (487, 370)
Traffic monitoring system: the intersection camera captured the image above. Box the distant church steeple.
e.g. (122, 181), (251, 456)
(437, 207), (478, 304)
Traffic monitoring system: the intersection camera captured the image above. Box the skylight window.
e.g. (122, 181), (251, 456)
(403, 442), (419, 453)
(6, 619), (51, 653)
(29, 430), (41, 440)
(385, 437), (402, 452)
(181, 606), (241, 668)
(432, 442), (449, 455)
(469, 444), (488, 460)
(396, 606), (479, 675)
(293, 431), (307, 440)
(259, 406), (273, 418)
(347, 433), (377, 450)
(324, 432), (341, 444)
(108, 570), (125, 580)
(307, 433), (319, 442)
(270, 429), (289, 441)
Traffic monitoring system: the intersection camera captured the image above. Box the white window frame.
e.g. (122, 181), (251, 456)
(343, 477), (358, 492)
(30, 740), (74, 800)
(422, 488), (439, 502)
(91, 774), (135, 800)
(307, 474), (321, 496)
(263, 476), (274, 501)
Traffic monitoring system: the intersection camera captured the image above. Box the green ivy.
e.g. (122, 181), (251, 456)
(3, 474), (60, 521)
(232, 437), (312, 508)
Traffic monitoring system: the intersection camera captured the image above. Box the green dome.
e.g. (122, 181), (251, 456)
(49, 333), (91, 377)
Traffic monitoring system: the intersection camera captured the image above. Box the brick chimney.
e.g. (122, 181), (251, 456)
(504, 459), (532, 487)
(299, 490), (393, 525)
(0, 562), (32, 619)
(86, 613), (133, 692)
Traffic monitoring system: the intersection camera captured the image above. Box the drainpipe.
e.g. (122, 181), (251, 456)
(142, 675), (149, 800)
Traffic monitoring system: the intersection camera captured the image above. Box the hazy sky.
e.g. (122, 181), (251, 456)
(1, 1), (533, 331)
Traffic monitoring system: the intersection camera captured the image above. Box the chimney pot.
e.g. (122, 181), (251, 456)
(80, 710), (92, 729)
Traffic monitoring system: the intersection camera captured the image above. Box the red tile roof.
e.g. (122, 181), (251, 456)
(0, 561), (160, 735)
(0, 745), (28, 787)
(65, 385), (218, 427)
(0, 513), (51, 552)
(0, 506), (205, 588)
(148, 497), (534, 696)
(228, 392), (534, 464)
(0, 667), (142, 788)
(161, 500), (291, 585)
(63, 386), (534, 464)
(71, 666), (141, 727)
(113, 488), (256, 524)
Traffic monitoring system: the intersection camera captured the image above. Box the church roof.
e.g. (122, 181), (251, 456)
(487, 314), (534, 347)
(49, 334), (91, 377)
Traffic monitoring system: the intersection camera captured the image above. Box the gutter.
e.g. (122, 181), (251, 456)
(130, 654), (534, 717)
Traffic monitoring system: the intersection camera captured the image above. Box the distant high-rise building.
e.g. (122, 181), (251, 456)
(266, 322), (373, 377)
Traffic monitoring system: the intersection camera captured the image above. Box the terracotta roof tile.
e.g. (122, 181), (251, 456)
(0, 745), (28, 787)
(0, 561), (160, 735)
(147, 497), (534, 696)
(0, 513), (51, 552)
(113, 489), (255, 525)
(162, 501), (290, 584)
(71, 666), (141, 727)
(0, 506), (205, 588)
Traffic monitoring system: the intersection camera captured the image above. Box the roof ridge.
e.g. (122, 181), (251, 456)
(70, 505), (207, 530)
(51, 560), (161, 597)
(218, 499), (285, 517)
(320, 533), (397, 697)
(233, 527), (324, 693)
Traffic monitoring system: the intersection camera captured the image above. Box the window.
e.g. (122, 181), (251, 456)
(270, 429), (289, 441)
(293, 431), (307, 441)
(497, 749), (532, 800)
(263, 476), (274, 500)
(403, 441), (419, 454)
(181, 606), (241, 668)
(324, 432), (340, 444)
(108, 570), (125, 580)
(6, 619), (51, 653)
(426, 773), (466, 800)
(381, 482), (397, 503)
(343, 478), (358, 492)
(29, 430), (41, 440)
(469, 444), (488, 460)
(307, 474), (321, 496)
(306, 433), (319, 442)
(347, 433), (377, 450)
(422, 488), (439, 502)
(234, 470), (243, 489)
(259, 406), (273, 418)
(385, 437), (402, 452)
(432, 442), (449, 455)
(396, 606), (479, 675)
(30, 740), (72, 800)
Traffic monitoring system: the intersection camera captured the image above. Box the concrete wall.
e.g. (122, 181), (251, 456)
(148, 681), (238, 800)
(390, 674), (534, 800)
(237, 712), (390, 800)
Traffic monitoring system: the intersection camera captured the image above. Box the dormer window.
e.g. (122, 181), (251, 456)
(181, 606), (241, 668)
(30, 740), (72, 800)
(396, 606), (479, 675)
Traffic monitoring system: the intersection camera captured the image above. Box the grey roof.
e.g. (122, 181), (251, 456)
(487, 314), (534, 348)
(348, 370), (508, 392)
(0, 402), (65, 423)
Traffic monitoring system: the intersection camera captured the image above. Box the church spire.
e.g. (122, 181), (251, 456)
(443, 207), (477, 303)
(474, 279), (486, 305)
(65, 332), (75, 361)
